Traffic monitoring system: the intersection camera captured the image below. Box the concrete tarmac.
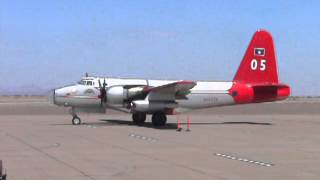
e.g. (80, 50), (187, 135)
(0, 98), (319, 179)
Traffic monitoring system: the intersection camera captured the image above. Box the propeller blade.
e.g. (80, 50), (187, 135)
(103, 78), (106, 88)
(98, 78), (107, 106)
(98, 79), (102, 88)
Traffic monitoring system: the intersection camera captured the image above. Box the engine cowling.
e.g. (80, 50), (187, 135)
(106, 86), (125, 104)
(106, 86), (145, 104)
(131, 100), (177, 112)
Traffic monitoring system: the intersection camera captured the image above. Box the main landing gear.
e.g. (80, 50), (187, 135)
(132, 112), (146, 124)
(151, 112), (167, 126)
(131, 112), (167, 126)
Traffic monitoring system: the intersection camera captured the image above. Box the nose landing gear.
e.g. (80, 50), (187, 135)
(72, 116), (81, 125)
(0, 160), (6, 180)
(70, 107), (81, 125)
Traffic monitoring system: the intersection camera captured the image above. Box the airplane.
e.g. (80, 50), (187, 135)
(51, 29), (290, 126)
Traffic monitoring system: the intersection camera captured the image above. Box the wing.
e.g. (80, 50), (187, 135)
(144, 81), (196, 101)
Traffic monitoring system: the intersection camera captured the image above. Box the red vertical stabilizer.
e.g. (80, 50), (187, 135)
(233, 29), (278, 85)
(231, 30), (290, 103)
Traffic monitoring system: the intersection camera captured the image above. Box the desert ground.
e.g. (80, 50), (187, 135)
(0, 96), (319, 180)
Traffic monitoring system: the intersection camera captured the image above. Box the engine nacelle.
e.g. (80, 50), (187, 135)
(107, 86), (125, 104)
(107, 86), (145, 104)
(127, 86), (145, 98)
(131, 100), (177, 112)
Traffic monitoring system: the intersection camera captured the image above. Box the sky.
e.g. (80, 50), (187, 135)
(0, 0), (320, 95)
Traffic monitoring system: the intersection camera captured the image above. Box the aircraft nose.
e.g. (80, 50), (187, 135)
(48, 89), (56, 104)
(49, 87), (68, 105)
(50, 86), (78, 106)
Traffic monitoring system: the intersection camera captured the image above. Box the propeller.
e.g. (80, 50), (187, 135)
(98, 78), (107, 106)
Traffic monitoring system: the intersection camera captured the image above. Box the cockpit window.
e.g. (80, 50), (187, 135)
(86, 81), (93, 86)
(78, 80), (93, 86)
(78, 80), (85, 85)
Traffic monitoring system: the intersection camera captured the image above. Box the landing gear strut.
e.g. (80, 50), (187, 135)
(132, 112), (146, 124)
(0, 160), (6, 180)
(152, 112), (167, 126)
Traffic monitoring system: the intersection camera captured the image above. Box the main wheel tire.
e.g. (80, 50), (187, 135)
(152, 112), (167, 126)
(72, 116), (81, 125)
(132, 112), (146, 124)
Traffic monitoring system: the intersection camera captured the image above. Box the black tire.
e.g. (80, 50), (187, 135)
(132, 112), (146, 124)
(72, 116), (81, 125)
(152, 112), (167, 126)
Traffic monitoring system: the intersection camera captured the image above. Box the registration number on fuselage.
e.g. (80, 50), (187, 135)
(203, 97), (219, 103)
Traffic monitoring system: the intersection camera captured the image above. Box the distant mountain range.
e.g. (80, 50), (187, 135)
(0, 84), (54, 96)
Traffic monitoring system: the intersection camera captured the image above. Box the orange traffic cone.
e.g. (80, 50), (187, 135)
(177, 116), (182, 131)
(186, 116), (191, 132)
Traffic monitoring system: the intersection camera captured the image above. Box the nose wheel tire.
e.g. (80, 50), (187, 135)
(72, 116), (81, 125)
(132, 112), (146, 124)
(152, 112), (167, 126)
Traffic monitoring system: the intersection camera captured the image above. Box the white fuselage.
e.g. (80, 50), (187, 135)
(51, 30), (291, 126)
(54, 77), (235, 113)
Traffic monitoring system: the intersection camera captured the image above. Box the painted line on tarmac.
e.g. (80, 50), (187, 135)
(129, 133), (157, 143)
(84, 125), (98, 129)
(214, 153), (273, 167)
